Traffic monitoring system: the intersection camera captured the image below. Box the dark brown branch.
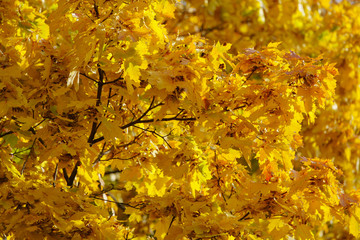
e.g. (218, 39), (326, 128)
(118, 96), (124, 112)
(96, 122), (102, 130)
(174, 109), (184, 118)
(138, 97), (156, 119)
(63, 161), (81, 186)
(63, 166), (69, 183)
(28, 119), (47, 146)
(68, 161), (80, 186)
(0, 131), (14, 138)
(91, 113), (196, 145)
(107, 193), (126, 211)
(11, 148), (32, 156)
(229, 186), (235, 199)
(104, 72), (124, 85)
(1, 119), (46, 146)
(128, 107), (137, 121)
(92, 142), (107, 166)
(80, 72), (98, 83)
(233, 105), (247, 110)
(91, 136), (104, 145)
(117, 97), (160, 129)
(104, 153), (141, 161)
(120, 115), (196, 129)
(239, 212), (251, 221)
(117, 132), (144, 148)
(88, 66), (105, 146)
(93, 0), (99, 18)
(88, 123), (100, 146)
(93, 129), (144, 152)
(104, 77), (123, 85)
(120, 99), (186, 129)
(168, 216), (176, 235)
(90, 98), (195, 145)
(96, 68), (104, 106)
(100, 9), (113, 23)
(246, 66), (258, 81)
(83, 12), (95, 23)
(133, 126), (172, 148)
(32, 118), (47, 129)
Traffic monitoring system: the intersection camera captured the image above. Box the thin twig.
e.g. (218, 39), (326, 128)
(100, 9), (113, 23)
(89, 98), (195, 145)
(53, 163), (59, 187)
(246, 66), (258, 81)
(118, 96), (124, 112)
(32, 118), (47, 129)
(92, 142), (107, 166)
(120, 104), (194, 130)
(104, 153), (141, 161)
(1, 118), (46, 139)
(80, 73), (98, 83)
(239, 212), (251, 221)
(95, 132), (143, 160)
(104, 76), (124, 85)
(88, 66), (105, 145)
(117, 132), (144, 148)
(0, 131), (13, 138)
(133, 125), (172, 148)
(168, 216), (176, 235)
(120, 115), (196, 129)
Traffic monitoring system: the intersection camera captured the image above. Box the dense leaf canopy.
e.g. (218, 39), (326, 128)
(1, 0), (360, 239)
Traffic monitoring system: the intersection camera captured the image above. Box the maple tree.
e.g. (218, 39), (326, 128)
(1, 0), (360, 239)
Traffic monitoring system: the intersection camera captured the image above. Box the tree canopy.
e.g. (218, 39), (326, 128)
(1, 0), (360, 239)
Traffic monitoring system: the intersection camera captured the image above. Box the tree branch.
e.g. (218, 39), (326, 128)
(80, 72), (98, 83)
(100, 10), (113, 23)
(120, 115), (196, 129)
(92, 142), (107, 166)
(93, 0), (99, 18)
(104, 76), (124, 85)
(133, 125), (172, 148)
(88, 66), (105, 146)
(239, 212), (251, 221)
(89, 98), (196, 145)
(1, 119), (47, 147)
(119, 101), (194, 130)
(0, 131), (14, 138)
(63, 161), (81, 186)
(104, 153), (140, 161)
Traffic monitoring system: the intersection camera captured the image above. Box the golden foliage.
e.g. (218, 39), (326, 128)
(0, 0), (359, 239)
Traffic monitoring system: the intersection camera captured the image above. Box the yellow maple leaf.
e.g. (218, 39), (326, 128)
(349, 208), (360, 238)
(153, 0), (176, 19)
(124, 62), (141, 93)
